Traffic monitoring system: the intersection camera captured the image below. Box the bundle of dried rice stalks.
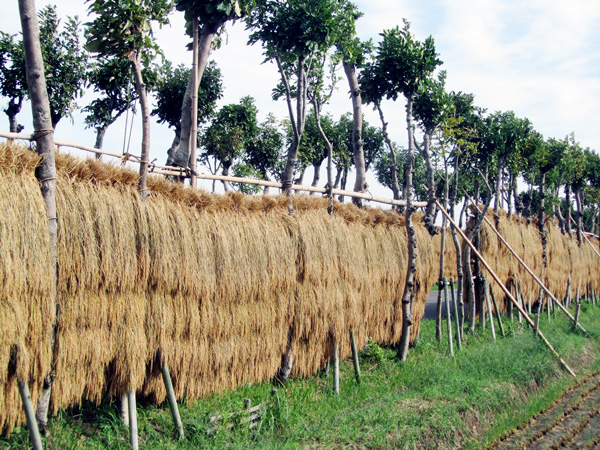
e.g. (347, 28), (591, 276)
(0, 143), (438, 433)
(471, 209), (600, 314)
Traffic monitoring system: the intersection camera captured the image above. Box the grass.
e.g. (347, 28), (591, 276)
(2, 301), (599, 450)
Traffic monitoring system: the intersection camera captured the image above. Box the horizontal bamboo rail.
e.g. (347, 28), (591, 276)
(436, 200), (577, 378)
(0, 130), (426, 208)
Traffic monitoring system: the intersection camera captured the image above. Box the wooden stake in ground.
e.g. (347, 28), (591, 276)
(333, 344), (340, 395)
(18, 381), (43, 450)
(161, 363), (184, 440)
(482, 276), (496, 341)
(489, 285), (506, 338)
(349, 329), (361, 385)
(443, 279), (454, 357)
(573, 301), (582, 331)
(128, 390), (138, 450)
(450, 277), (462, 349)
(435, 200), (577, 378)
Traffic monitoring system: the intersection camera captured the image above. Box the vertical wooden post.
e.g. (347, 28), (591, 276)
(189, 16), (198, 188)
(127, 390), (138, 450)
(528, 292), (532, 315)
(489, 284), (506, 338)
(546, 293), (551, 322)
(534, 309), (541, 337)
(478, 277), (486, 329)
(443, 278), (454, 357)
(514, 275), (523, 325)
(573, 301), (581, 331)
(483, 277), (496, 341)
(450, 277), (462, 349)
(121, 393), (129, 427)
(18, 380), (43, 450)
(576, 278), (581, 304)
(333, 344), (340, 395)
(161, 363), (184, 440)
(349, 329), (361, 385)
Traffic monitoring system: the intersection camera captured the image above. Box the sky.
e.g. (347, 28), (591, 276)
(2, 0), (600, 197)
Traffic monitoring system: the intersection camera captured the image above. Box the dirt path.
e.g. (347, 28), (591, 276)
(491, 369), (600, 449)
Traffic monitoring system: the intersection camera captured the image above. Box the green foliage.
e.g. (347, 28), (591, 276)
(0, 31), (27, 127)
(232, 163), (263, 193)
(375, 143), (427, 198)
(372, 19), (442, 101)
(247, 0), (343, 62)
(36, 5), (89, 128)
(244, 113), (285, 181)
(85, 0), (172, 58)
(360, 338), (385, 363)
(176, 0), (253, 34)
(152, 60), (223, 131)
(83, 55), (136, 133)
(201, 96), (259, 169)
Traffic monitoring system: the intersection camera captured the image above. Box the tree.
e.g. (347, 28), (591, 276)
(170, 0), (253, 169)
(333, 0), (370, 206)
(39, 5), (88, 128)
(244, 113), (285, 188)
(1, 5), (87, 133)
(85, 0), (172, 200)
(247, 0), (347, 196)
(18, 0), (58, 434)
(153, 60), (223, 163)
(413, 70), (452, 235)
(83, 55), (137, 151)
(370, 20), (442, 361)
(0, 31), (27, 133)
(200, 96), (258, 191)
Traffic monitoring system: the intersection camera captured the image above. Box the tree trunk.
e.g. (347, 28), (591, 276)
(281, 55), (307, 195)
(574, 187), (584, 247)
(449, 157), (464, 335)
(311, 162), (321, 188)
(221, 161), (232, 192)
(166, 127), (181, 166)
(334, 166), (342, 189)
(171, 24), (219, 168)
(397, 95), (417, 361)
(94, 124), (107, 158)
(343, 60), (366, 207)
(493, 159), (504, 223)
(435, 161), (450, 342)
(376, 103), (400, 200)
(19, 0), (58, 433)
(5, 96), (24, 139)
(565, 183), (572, 237)
(130, 53), (150, 201)
(419, 130), (437, 235)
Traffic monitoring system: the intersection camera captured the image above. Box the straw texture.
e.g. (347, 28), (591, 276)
(0, 143), (440, 433)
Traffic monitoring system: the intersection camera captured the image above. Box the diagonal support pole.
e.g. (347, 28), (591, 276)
(435, 200), (576, 378)
(467, 198), (586, 334)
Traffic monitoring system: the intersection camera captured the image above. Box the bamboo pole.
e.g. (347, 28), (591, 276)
(466, 200), (586, 333)
(435, 200), (577, 378)
(127, 390), (138, 450)
(514, 275), (523, 325)
(349, 329), (361, 385)
(161, 363), (184, 440)
(482, 276), (496, 341)
(17, 380), (43, 450)
(333, 344), (340, 395)
(450, 277), (462, 349)
(443, 279), (454, 356)
(0, 131), (430, 208)
(489, 285), (506, 337)
(573, 302), (582, 331)
(189, 16), (198, 188)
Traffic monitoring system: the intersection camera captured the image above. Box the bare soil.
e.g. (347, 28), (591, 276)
(491, 369), (600, 449)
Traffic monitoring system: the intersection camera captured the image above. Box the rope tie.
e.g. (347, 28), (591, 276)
(32, 128), (54, 140)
